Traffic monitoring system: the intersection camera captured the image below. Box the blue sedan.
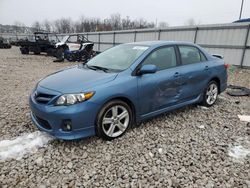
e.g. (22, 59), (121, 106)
(29, 41), (227, 140)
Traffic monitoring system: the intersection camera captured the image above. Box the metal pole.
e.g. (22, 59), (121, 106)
(239, 0), (244, 20)
(158, 30), (161, 40)
(98, 33), (100, 51)
(194, 27), (199, 43)
(113, 32), (116, 46)
(134, 30), (137, 42)
(240, 24), (250, 67)
(155, 19), (158, 40)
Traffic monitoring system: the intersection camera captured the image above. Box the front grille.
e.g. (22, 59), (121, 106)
(35, 93), (55, 104)
(34, 115), (52, 130)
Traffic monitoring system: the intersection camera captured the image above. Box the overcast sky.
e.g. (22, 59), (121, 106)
(0, 0), (249, 26)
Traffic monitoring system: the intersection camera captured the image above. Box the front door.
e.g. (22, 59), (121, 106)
(137, 46), (182, 116)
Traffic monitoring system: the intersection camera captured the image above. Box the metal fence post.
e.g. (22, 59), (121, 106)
(98, 32), (101, 51)
(113, 32), (116, 46)
(158, 29), (161, 40)
(194, 27), (199, 43)
(134, 30), (137, 42)
(240, 24), (250, 67)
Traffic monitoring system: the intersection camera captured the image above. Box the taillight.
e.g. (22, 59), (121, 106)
(224, 64), (229, 69)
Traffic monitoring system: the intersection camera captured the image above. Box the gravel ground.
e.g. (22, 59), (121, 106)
(0, 47), (249, 188)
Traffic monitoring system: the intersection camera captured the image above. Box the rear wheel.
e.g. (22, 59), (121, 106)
(33, 46), (41, 55)
(96, 100), (132, 140)
(202, 81), (219, 107)
(46, 48), (55, 56)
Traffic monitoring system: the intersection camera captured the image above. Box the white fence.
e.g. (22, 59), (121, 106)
(1, 23), (250, 67)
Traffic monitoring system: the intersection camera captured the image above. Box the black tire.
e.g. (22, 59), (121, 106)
(46, 48), (54, 56)
(33, 47), (41, 55)
(202, 80), (219, 107)
(96, 100), (133, 140)
(20, 47), (29, 54)
(66, 53), (74, 62)
(56, 47), (64, 59)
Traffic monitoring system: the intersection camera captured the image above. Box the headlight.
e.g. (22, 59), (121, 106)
(55, 92), (95, 106)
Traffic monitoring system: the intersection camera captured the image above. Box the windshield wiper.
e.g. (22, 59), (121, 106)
(86, 65), (109, 72)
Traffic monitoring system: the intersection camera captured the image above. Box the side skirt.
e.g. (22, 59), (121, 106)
(138, 94), (201, 122)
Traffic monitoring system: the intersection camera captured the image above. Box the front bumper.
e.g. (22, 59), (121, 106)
(29, 88), (100, 140)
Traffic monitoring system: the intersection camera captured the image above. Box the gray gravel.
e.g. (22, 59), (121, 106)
(0, 47), (250, 187)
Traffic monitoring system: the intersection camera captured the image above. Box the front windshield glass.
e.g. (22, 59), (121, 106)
(87, 44), (149, 71)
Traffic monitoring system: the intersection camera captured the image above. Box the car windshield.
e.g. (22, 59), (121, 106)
(87, 44), (149, 71)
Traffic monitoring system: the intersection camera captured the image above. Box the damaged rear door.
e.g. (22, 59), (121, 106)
(177, 45), (211, 102)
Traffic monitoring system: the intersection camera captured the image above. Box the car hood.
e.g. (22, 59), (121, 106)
(38, 65), (118, 93)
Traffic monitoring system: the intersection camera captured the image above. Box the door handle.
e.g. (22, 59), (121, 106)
(204, 66), (209, 70)
(174, 72), (180, 77)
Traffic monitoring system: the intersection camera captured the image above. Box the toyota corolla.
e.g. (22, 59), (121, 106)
(29, 41), (227, 140)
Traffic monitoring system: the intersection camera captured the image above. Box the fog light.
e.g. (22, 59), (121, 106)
(62, 120), (72, 131)
(66, 124), (71, 130)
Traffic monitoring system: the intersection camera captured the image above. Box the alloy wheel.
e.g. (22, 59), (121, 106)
(102, 105), (130, 138)
(206, 83), (218, 105)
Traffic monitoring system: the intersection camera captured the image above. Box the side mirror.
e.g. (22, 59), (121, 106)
(138, 64), (157, 75)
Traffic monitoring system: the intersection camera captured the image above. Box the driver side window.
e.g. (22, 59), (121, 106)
(142, 46), (177, 71)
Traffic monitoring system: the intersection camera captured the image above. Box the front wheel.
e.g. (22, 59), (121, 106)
(20, 47), (29, 54)
(202, 81), (219, 107)
(96, 100), (132, 140)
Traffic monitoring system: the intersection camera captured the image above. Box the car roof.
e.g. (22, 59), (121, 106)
(233, 18), (250, 23)
(125, 40), (197, 48)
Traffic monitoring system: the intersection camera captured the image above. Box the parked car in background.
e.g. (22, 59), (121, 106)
(54, 34), (95, 62)
(29, 41), (228, 140)
(55, 34), (92, 51)
(0, 37), (11, 49)
(233, 18), (250, 23)
(17, 32), (59, 55)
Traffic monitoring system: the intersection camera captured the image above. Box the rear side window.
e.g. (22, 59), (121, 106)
(179, 46), (207, 65)
(142, 46), (177, 71)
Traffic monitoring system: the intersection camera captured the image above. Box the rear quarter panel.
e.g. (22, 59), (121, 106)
(196, 45), (227, 93)
(207, 57), (227, 93)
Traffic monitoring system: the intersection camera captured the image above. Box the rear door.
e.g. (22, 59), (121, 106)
(177, 45), (211, 102)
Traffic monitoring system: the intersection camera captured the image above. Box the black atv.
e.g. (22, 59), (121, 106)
(0, 37), (11, 49)
(16, 32), (59, 55)
(53, 34), (96, 63)
(64, 43), (96, 62)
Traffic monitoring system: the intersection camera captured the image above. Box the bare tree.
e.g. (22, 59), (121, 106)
(43, 20), (51, 32)
(121, 16), (132, 30)
(32, 21), (42, 32)
(53, 18), (74, 33)
(13, 21), (27, 33)
(28, 13), (158, 34)
(75, 16), (86, 33)
(158, 21), (169, 29)
(61, 18), (73, 33)
(109, 13), (122, 30)
(185, 18), (196, 26)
